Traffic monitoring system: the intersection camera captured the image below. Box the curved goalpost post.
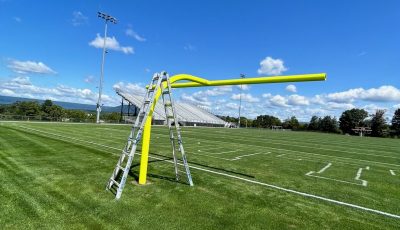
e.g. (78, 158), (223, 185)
(137, 73), (327, 185)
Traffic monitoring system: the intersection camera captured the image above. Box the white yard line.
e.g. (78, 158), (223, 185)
(230, 152), (270, 161)
(317, 163), (332, 174)
(203, 149), (241, 155)
(276, 153), (287, 157)
(390, 170), (396, 176)
(305, 172), (364, 186)
(306, 163), (368, 187)
(354, 167), (368, 187)
(15, 125), (400, 220)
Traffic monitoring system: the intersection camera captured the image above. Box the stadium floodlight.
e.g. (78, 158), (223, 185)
(238, 74), (245, 128)
(96, 12), (117, 124)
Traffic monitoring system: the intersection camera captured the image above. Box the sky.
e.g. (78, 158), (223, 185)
(0, 0), (399, 121)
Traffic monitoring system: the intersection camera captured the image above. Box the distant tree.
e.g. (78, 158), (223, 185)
(320, 116), (339, 133)
(102, 112), (121, 122)
(254, 115), (281, 128)
(41, 99), (53, 111)
(339, 108), (368, 134)
(13, 101), (41, 116)
(392, 108), (400, 135)
(308, 116), (320, 131)
(65, 110), (87, 121)
(371, 110), (387, 137)
(283, 116), (299, 130)
(41, 99), (65, 120)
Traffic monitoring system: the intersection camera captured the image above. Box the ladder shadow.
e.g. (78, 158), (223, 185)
(150, 152), (255, 179)
(128, 158), (187, 185)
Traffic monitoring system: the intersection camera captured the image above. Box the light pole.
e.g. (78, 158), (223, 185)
(238, 74), (245, 128)
(96, 12), (117, 124)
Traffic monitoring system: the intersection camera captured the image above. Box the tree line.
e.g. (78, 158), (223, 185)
(0, 99), (121, 122)
(220, 108), (400, 138)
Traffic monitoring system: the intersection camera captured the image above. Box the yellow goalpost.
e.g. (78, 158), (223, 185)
(138, 73), (326, 184)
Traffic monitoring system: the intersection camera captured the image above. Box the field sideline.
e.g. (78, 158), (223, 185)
(0, 121), (399, 229)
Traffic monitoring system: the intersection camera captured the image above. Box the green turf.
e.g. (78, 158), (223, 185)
(0, 121), (399, 229)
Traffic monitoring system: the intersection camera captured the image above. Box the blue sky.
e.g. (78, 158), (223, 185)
(0, 0), (399, 121)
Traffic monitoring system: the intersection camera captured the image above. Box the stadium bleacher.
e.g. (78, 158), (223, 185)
(116, 89), (227, 127)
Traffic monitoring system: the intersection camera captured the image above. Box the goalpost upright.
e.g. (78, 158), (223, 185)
(137, 73), (327, 185)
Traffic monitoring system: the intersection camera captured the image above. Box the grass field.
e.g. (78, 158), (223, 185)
(0, 121), (399, 229)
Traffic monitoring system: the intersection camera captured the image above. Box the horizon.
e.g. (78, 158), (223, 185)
(0, 0), (399, 121)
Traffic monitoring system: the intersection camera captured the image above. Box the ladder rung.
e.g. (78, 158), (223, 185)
(117, 165), (125, 170)
(122, 150), (130, 156)
(111, 179), (120, 187)
(162, 91), (170, 94)
(167, 116), (174, 119)
(165, 102), (172, 106)
(144, 100), (150, 104)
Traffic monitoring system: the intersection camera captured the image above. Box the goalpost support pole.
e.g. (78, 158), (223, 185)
(138, 73), (326, 185)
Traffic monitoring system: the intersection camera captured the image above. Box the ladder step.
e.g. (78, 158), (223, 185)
(144, 100), (150, 104)
(123, 150), (130, 156)
(167, 115), (174, 119)
(117, 165), (125, 171)
(111, 179), (120, 187)
(165, 102), (172, 106)
(162, 91), (170, 94)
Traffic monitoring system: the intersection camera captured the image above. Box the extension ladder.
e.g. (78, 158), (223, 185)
(106, 71), (193, 199)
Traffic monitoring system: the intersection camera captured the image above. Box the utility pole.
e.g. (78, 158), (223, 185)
(96, 12), (117, 124)
(238, 74), (245, 128)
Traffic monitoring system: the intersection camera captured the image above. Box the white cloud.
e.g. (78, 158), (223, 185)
(0, 89), (15, 96)
(237, 84), (250, 90)
(257, 56), (287, 75)
(84, 75), (95, 84)
(325, 102), (355, 110)
(393, 104), (400, 109)
(0, 76), (118, 105)
(180, 93), (212, 106)
(193, 86), (232, 98)
(7, 60), (56, 75)
(269, 95), (288, 107)
(89, 34), (134, 54)
(287, 94), (309, 106)
(71, 11), (88, 26)
(231, 93), (260, 103)
(13, 17), (21, 22)
(113, 82), (146, 95)
(184, 44), (196, 51)
(286, 84), (297, 93)
(125, 28), (146, 42)
(326, 85), (400, 103)
(226, 102), (238, 110)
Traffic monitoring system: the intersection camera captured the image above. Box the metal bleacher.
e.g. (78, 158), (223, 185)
(116, 89), (227, 127)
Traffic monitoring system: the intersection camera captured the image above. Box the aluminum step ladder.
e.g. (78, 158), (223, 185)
(106, 71), (193, 200)
(106, 73), (163, 199)
(160, 72), (193, 186)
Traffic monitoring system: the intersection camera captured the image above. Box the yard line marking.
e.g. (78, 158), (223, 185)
(276, 153), (287, 157)
(230, 152), (270, 161)
(317, 163), (332, 174)
(305, 172), (363, 186)
(15, 125), (400, 220)
(179, 134), (400, 167)
(390, 170), (396, 176)
(306, 163), (368, 187)
(211, 149), (241, 155)
(355, 167), (368, 187)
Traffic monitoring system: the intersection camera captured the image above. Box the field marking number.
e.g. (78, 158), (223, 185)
(306, 163), (369, 187)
